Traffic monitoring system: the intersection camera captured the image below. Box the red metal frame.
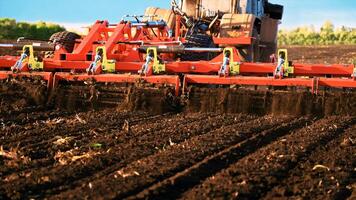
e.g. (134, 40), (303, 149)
(213, 37), (253, 45)
(183, 75), (356, 94)
(53, 73), (180, 96)
(0, 18), (355, 96)
(317, 78), (356, 89)
(183, 75), (316, 92)
(0, 57), (354, 77)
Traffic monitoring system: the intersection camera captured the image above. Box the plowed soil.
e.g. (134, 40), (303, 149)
(0, 45), (355, 200)
(283, 45), (356, 64)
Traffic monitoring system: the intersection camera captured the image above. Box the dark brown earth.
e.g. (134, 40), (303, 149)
(0, 77), (48, 115)
(0, 45), (355, 200)
(282, 45), (356, 64)
(186, 88), (356, 116)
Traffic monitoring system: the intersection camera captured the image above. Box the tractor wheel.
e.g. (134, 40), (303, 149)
(49, 31), (81, 53)
(238, 28), (260, 62)
(180, 33), (217, 61)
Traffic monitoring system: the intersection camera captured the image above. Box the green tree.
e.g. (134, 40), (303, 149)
(278, 21), (356, 45)
(0, 18), (65, 40)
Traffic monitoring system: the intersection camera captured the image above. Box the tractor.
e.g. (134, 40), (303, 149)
(146, 0), (283, 62)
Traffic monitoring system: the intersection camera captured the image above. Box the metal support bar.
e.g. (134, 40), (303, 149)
(138, 46), (223, 54)
(184, 75), (314, 89)
(213, 37), (253, 46)
(53, 72), (180, 96)
(0, 43), (54, 51)
(183, 74), (356, 95)
(1, 54), (355, 78)
(318, 78), (356, 89)
(131, 21), (167, 28)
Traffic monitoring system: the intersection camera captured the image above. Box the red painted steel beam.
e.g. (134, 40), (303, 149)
(183, 75), (315, 88)
(53, 72), (181, 96)
(293, 63), (354, 76)
(67, 21), (108, 61)
(175, 15), (181, 40)
(0, 56), (18, 68)
(1, 48), (355, 78)
(213, 37), (253, 45)
(166, 62), (355, 77)
(183, 75), (356, 93)
(318, 78), (356, 88)
(105, 23), (126, 56)
(0, 59), (354, 78)
(0, 56), (355, 78)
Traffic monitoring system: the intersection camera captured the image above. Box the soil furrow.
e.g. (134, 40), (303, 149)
(0, 113), (240, 199)
(0, 110), (150, 148)
(0, 111), (73, 139)
(126, 116), (309, 200)
(0, 106), (47, 120)
(19, 112), (175, 154)
(42, 114), (251, 198)
(263, 124), (356, 200)
(0, 112), (179, 177)
(180, 116), (355, 200)
(0, 112), (204, 177)
(0, 109), (69, 126)
(54, 115), (295, 200)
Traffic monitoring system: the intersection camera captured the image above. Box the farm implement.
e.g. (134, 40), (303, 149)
(0, 0), (355, 115)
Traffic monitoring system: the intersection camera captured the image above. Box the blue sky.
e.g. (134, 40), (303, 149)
(0, 0), (355, 31)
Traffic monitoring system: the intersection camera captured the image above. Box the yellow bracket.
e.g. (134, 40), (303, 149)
(224, 48), (240, 75)
(147, 47), (165, 74)
(96, 46), (116, 73)
(278, 49), (294, 77)
(23, 45), (43, 70)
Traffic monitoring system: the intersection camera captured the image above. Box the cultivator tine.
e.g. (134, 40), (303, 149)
(86, 46), (116, 75)
(139, 47), (166, 76)
(218, 48), (241, 77)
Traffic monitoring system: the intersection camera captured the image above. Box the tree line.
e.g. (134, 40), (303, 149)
(0, 18), (355, 45)
(278, 21), (356, 45)
(0, 18), (65, 41)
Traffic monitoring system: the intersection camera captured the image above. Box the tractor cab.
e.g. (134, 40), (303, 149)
(180, 0), (282, 19)
(175, 0), (284, 62)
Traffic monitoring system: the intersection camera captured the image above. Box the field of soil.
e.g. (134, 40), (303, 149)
(283, 45), (356, 64)
(0, 45), (355, 200)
